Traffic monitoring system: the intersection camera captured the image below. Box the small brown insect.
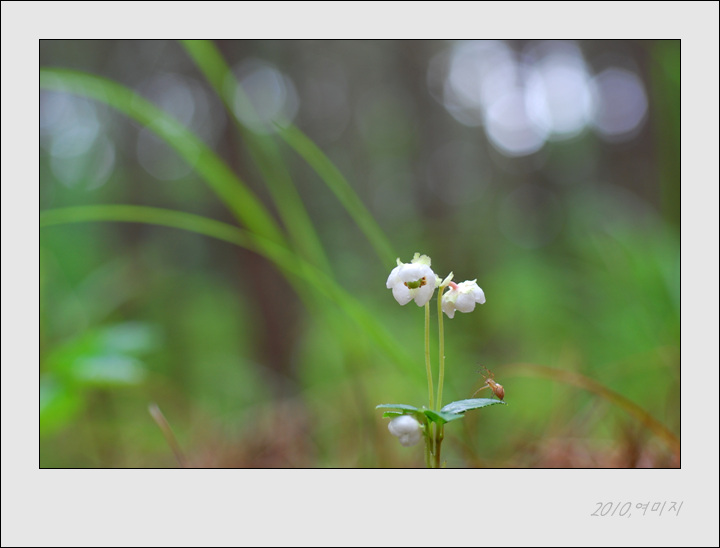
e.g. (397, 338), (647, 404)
(472, 366), (505, 400)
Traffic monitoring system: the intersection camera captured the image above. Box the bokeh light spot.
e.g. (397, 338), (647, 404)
(486, 88), (549, 157)
(230, 59), (299, 133)
(136, 127), (194, 181)
(41, 91), (115, 190)
(591, 67), (648, 141)
(524, 41), (594, 139)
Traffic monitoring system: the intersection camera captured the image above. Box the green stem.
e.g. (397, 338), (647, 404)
(422, 417), (432, 469)
(425, 302), (434, 411)
(433, 425), (445, 468)
(436, 286), (446, 411)
(429, 287), (447, 469)
(429, 424), (435, 469)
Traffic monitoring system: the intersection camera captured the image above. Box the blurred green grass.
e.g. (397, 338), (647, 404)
(40, 40), (679, 468)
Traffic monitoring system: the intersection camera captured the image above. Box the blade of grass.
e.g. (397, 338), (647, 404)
(507, 362), (680, 458)
(40, 205), (415, 375)
(40, 68), (285, 248)
(148, 403), (186, 468)
(179, 41), (394, 267)
(180, 39), (331, 272)
(173, 42), (390, 446)
(39, 67), (346, 377)
(274, 123), (397, 267)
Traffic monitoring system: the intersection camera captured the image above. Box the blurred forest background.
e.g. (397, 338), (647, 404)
(39, 40), (680, 468)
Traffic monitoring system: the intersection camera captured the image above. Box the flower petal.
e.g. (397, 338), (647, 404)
(392, 283), (413, 306)
(413, 280), (436, 306)
(398, 432), (421, 447)
(455, 292), (477, 313)
(388, 415), (420, 436)
(386, 265), (402, 289)
(398, 263), (427, 283)
(442, 300), (457, 318)
(473, 286), (486, 304)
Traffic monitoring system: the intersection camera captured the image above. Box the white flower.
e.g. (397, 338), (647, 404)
(386, 253), (437, 307)
(388, 415), (422, 447)
(441, 280), (486, 319)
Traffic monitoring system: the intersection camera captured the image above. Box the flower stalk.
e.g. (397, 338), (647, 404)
(382, 253), (489, 468)
(436, 284), (446, 412)
(424, 302), (434, 411)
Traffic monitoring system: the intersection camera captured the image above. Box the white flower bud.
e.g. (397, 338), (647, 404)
(388, 415), (422, 447)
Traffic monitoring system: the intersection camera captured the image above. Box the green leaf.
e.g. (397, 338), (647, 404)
(440, 398), (507, 414)
(376, 403), (419, 412)
(423, 409), (465, 425)
(382, 411), (404, 418)
(96, 322), (162, 355)
(40, 376), (83, 436)
(72, 355), (146, 387)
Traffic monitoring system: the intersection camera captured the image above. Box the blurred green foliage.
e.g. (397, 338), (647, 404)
(40, 40), (679, 468)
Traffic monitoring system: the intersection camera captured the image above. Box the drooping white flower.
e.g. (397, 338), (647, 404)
(386, 253), (437, 307)
(388, 415), (422, 447)
(441, 280), (486, 319)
